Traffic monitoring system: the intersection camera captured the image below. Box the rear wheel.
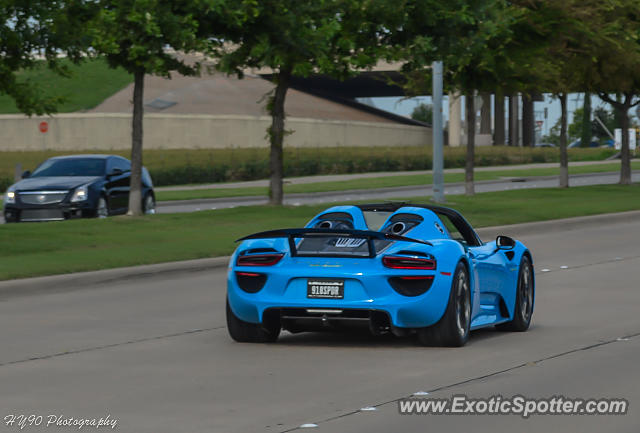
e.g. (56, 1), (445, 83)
(417, 262), (471, 347)
(226, 299), (280, 343)
(496, 255), (534, 332)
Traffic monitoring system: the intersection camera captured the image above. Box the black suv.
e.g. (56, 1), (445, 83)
(3, 155), (155, 222)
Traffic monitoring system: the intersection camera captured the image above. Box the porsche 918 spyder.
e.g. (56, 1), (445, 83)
(226, 203), (534, 347)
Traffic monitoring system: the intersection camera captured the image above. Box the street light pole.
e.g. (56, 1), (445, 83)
(432, 61), (445, 203)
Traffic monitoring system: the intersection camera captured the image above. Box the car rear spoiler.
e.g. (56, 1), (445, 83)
(236, 228), (432, 258)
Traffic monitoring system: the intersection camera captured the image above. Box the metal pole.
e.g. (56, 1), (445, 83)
(432, 61), (445, 203)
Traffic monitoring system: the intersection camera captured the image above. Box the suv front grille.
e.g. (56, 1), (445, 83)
(19, 191), (68, 205)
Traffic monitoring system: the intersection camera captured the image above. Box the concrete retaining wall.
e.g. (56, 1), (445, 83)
(0, 113), (431, 151)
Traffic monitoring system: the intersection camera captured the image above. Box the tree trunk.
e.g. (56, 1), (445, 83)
(480, 92), (491, 134)
(268, 69), (291, 205)
(522, 94), (534, 147)
(559, 93), (568, 188)
(619, 98), (631, 185)
(581, 92), (591, 147)
(465, 92), (475, 195)
(494, 90), (505, 146)
(127, 69), (145, 216)
(508, 94), (519, 146)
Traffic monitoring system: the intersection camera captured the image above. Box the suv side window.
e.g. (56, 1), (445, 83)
(107, 157), (131, 174)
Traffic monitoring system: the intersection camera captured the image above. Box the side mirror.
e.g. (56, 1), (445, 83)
(496, 235), (516, 250)
(22, 170), (31, 179)
(108, 168), (124, 177)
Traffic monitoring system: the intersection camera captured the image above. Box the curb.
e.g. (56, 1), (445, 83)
(1, 210), (639, 297)
(0, 257), (229, 298)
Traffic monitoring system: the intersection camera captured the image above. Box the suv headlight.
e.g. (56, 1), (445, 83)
(4, 191), (16, 204)
(71, 185), (89, 202)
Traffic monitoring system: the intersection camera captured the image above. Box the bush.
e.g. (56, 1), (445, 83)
(0, 177), (12, 192)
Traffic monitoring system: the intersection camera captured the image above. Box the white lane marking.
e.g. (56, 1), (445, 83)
(413, 391), (430, 396)
(300, 423), (318, 428)
(541, 268), (551, 272)
(560, 265), (568, 269)
(617, 337), (630, 341)
(360, 407), (377, 412)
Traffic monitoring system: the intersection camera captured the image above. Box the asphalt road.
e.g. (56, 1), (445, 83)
(156, 171), (640, 213)
(1, 218), (639, 432)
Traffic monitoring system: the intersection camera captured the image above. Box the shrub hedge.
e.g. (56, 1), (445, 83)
(0, 177), (11, 193)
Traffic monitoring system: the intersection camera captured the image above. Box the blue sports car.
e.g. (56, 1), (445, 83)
(226, 203), (534, 347)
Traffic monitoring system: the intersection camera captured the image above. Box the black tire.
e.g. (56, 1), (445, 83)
(226, 299), (280, 343)
(417, 262), (471, 347)
(496, 255), (534, 332)
(143, 193), (156, 215)
(96, 196), (109, 218)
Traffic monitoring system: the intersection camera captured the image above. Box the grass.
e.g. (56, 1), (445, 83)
(0, 58), (132, 114)
(1, 183), (639, 281)
(154, 161), (640, 201)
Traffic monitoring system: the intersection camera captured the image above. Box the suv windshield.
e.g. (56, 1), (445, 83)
(31, 158), (106, 177)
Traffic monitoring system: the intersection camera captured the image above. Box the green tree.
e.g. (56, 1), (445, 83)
(592, 107), (618, 140)
(541, 118), (561, 146)
(0, 1), (90, 114)
(575, 0), (640, 184)
(89, 0), (206, 215)
(411, 103), (433, 124)
(569, 105), (614, 144)
(568, 107), (585, 142)
(400, 0), (552, 195)
(210, 0), (395, 205)
(513, 0), (603, 188)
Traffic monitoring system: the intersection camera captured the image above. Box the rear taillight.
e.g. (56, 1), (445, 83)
(388, 276), (434, 297)
(235, 272), (267, 293)
(236, 253), (284, 266)
(382, 255), (436, 270)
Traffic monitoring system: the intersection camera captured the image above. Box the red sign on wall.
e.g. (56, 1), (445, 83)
(39, 121), (48, 133)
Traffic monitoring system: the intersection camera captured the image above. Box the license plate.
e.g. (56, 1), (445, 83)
(307, 279), (344, 299)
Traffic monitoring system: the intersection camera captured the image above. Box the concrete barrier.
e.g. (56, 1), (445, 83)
(0, 113), (431, 151)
